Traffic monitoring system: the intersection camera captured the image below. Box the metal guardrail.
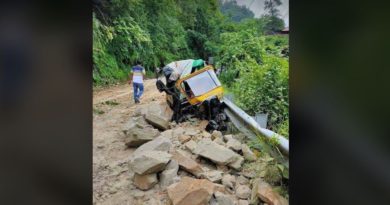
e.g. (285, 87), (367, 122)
(222, 97), (289, 155)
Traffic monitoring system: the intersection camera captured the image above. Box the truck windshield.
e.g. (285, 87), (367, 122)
(184, 69), (221, 97)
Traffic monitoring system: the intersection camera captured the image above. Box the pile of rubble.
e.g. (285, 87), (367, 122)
(122, 103), (288, 205)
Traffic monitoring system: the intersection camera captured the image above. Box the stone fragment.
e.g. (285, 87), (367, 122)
(133, 135), (172, 156)
(184, 129), (200, 136)
(133, 173), (158, 190)
(236, 185), (251, 199)
(202, 131), (211, 139)
(236, 175), (250, 185)
(241, 144), (257, 162)
(226, 138), (242, 151)
(172, 127), (185, 138)
(238, 200), (249, 205)
(178, 135), (191, 144)
(144, 198), (162, 205)
(145, 113), (169, 130)
(253, 179), (288, 205)
(160, 160), (180, 187)
(194, 140), (240, 165)
(222, 174), (236, 193)
(211, 130), (223, 140)
(172, 150), (204, 177)
(200, 170), (223, 183)
(161, 129), (173, 138)
(223, 134), (234, 142)
(184, 140), (198, 153)
(228, 155), (244, 170)
(129, 151), (171, 175)
(123, 126), (159, 147)
(167, 177), (215, 205)
(213, 137), (225, 145)
(214, 191), (235, 205)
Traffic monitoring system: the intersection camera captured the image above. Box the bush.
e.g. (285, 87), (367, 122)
(232, 55), (288, 130)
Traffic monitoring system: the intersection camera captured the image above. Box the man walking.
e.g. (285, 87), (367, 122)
(129, 61), (145, 104)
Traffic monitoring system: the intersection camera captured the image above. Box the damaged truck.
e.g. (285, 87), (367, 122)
(156, 59), (228, 132)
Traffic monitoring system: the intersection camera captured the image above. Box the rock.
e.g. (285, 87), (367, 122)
(222, 174), (236, 193)
(184, 140), (198, 153)
(167, 177), (215, 205)
(145, 113), (169, 130)
(142, 102), (173, 119)
(241, 144), (257, 162)
(226, 138), (242, 151)
(144, 198), (162, 205)
(129, 151), (171, 175)
(209, 196), (218, 205)
(194, 140), (241, 165)
(238, 200), (249, 205)
(228, 156), (244, 170)
(172, 150), (204, 177)
(236, 185), (251, 199)
(160, 160), (180, 187)
(133, 135), (172, 156)
(161, 129), (173, 138)
(236, 175), (249, 185)
(214, 191), (235, 205)
(200, 170), (223, 183)
(216, 164), (230, 172)
(213, 137), (225, 146)
(133, 173), (158, 190)
(202, 131), (211, 139)
(223, 134), (234, 142)
(124, 126), (159, 147)
(184, 129), (200, 136)
(198, 120), (209, 130)
(173, 126), (185, 135)
(178, 135), (191, 144)
(211, 130), (223, 140)
(253, 179), (288, 205)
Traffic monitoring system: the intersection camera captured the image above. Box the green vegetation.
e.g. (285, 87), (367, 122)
(94, 0), (289, 196)
(93, 0), (288, 132)
(219, 0), (254, 22)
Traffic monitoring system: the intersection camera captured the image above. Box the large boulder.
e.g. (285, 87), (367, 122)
(159, 160), (180, 188)
(145, 113), (170, 130)
(172, 150), (204, 177)
(133, 173), (158, 190)
(123, 124), (160, 147)
(194, 140), (240, 165)
(129, 151), (171, 175)
(133, 135), (172, 156)
(167, 177), (216, 205)
(141, 102), (173, 120)
(252, 179), (288, 205)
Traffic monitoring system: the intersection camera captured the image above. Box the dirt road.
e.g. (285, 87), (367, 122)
(93, 79), (167, 204)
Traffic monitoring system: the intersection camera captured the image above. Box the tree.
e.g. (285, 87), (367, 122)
(262, 0), (285, 33)
(219, 0), (254, 22)
(264, 0), (282, 17)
